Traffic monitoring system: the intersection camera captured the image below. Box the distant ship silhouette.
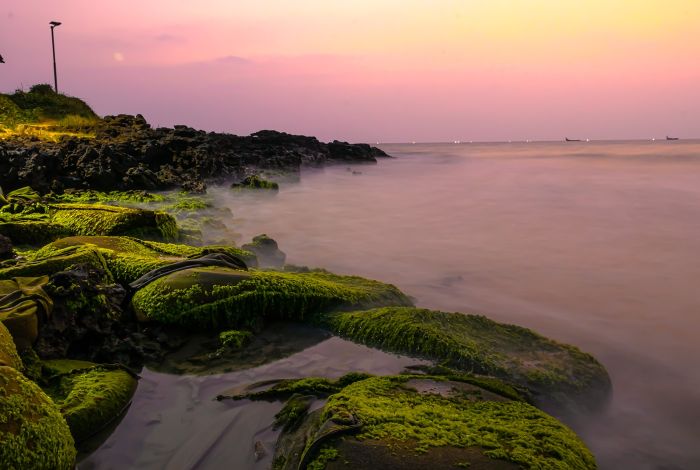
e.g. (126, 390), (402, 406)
(666, 136), (679, 141)
(565, 137), (581, 142)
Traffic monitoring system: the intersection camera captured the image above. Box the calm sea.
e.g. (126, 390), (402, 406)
(84, 140), (700, 469)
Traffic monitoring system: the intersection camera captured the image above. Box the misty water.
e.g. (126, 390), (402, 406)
(85, 140), (700, 469)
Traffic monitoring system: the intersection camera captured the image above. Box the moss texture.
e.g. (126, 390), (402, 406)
(0, 245), (110, 281)
(0, 221), (70, 246)
(275, 394), (314, 432)
(0, 322), (22, 369)
(317, 375), (596, 470)
(33, 236), (256, 285)
(132, 267), (411, 330)
(0, 365), (76, 470)
(218, 330), (253, 350)
(48, 203), (178, 241)
(324, 307), (610, 406)
(231, 175), (279, 191)
(48, 189), (165, 205)
(41, 360), (138, 443)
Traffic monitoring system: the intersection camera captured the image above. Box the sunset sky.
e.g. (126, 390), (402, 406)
(1, 1), (698, 142)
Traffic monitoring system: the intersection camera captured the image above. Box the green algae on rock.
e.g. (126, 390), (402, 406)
(0, 245), (110, 281)
(241, 234), (286, 268)
(281, 375), (596, 470)
(323, 307), (611, 410)
(231, 175), (279, 191)
(33, 236), (256, 285)
(0, 322), (22, 369)
(0, 276), (53, 349)
(0, 365), (77, 470)
(132, 266), (411, 330)
(40, 360), (138, 443)
(49, 203), (179, 241)
(218, 329), (253, 350)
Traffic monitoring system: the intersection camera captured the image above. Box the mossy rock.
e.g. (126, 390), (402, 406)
(132, 267), (411, 331)
(278, 375), (596, 470)
(231, 175), (279, 190)
(0, 365), (76, 470)
(0, 244), (110, 281)
(324, 307), (611, 410)
(34, 236), (256, 285)
(241, 234), (286, 267)
(48, 203), (178, 241)
(0, 221), (70, 246)
(0, 322), (22, 369)
(0, 276), (53, 349)
(41, 360), (138, 443)
(2, 187), (41, 205)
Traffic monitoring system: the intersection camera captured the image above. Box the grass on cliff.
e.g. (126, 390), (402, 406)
(0, 84), (100, 141)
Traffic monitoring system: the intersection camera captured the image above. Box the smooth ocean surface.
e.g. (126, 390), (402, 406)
(218, 140), (700, 469)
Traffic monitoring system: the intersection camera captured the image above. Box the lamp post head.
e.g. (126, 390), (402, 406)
(50, 21), (62, 27)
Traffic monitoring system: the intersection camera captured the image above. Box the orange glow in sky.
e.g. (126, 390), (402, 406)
(1, 1), (698, 141)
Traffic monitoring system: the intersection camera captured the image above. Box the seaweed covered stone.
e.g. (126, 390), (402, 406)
(48, 203), (178, 241)
(241, 234), (286, 268)
(132, 267), (411, 331)
(231, 175), (279, 191)
(0, 322), (22, 369)
(41, 359), (138, 443)
(0, 365), (77, 470)
(33, 235), (256, 285)
(324, 307), (611, 410)
(0, 276), (53, 349)
(275, 375), (597, 470)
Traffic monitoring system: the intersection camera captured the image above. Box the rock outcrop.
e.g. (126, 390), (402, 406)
(0, 114), (390, 194)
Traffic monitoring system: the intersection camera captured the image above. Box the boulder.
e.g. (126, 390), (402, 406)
(242, 234), (286, 268)
(324, 307), (611, 411)
(0, 365), (76, 469)
(273, 375), (597, 470)
(0, 276), (53, 349)
(0, 322), (22, 369)
(132, 267), (411, 331)
(41, 360), (138, 443)
(0, 234), (13, 260)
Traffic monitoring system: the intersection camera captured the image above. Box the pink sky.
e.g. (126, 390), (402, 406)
(1, 1), (699, 142)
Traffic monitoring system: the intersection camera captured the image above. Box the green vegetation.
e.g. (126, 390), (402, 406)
(0, 85), (100, 141)
(48, 190), (166, 205)
(306, 446), (339, 470)
(49, 203), (179, 241)
(0, 365), (76, 469)
(41, 360), (138, 442)
(30, 236), (255, 285)
(132, 267), (411, 330)
(0, 245), (109, 281)
(231, 175), (279, 191)
(218, 329), (253, 350)
(274, 394), (314, 432)
(0, 322), (22, 370)
(324, 307), (610, 403)
(316, 375), (596, 469)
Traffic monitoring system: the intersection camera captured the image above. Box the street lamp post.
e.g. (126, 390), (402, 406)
(50, 21), (62, 92)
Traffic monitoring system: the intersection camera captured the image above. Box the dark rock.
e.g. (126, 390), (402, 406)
(241, 234), (286, 268)
(0, 116), (390, 193)
(0, 235), (13, 260)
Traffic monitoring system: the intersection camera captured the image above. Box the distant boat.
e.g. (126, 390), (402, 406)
(666, 136), (679, 141)
(565, 137), (581, 142)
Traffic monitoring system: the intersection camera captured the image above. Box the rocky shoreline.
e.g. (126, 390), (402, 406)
(1, 111), (611, 469)
(0, 114), (389, 194)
